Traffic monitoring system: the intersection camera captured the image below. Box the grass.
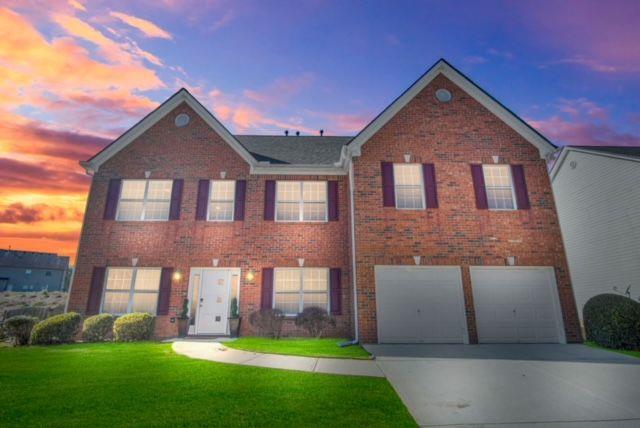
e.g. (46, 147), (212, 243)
(225, 337), (372, 359)
(585, 341), (640, 359)
(0, 342), (415, 427)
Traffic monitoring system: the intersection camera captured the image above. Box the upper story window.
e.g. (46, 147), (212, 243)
(208, 180), (235, 221)
(117, 180), (172, 221)
(394, 164), (425, 209)
(101, 267), (160, 315)
(483, 165), (516, 210)
(273, 268), (329, 315)
(276, 181), (327, 222)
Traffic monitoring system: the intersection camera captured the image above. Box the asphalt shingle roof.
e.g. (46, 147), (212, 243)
(572, 146), (640, 159)
(235, 135), (352, 165)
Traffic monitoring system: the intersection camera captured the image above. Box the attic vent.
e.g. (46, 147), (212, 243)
(435, 89), (452, 103)
(175, 113), (190, 127)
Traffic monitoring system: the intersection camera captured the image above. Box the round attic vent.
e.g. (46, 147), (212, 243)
(435, 89), (452, 103)
(175, 113), (190, 127)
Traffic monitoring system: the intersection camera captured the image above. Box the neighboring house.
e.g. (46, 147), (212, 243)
(0, 249), (70, 292)
(68, 59), (582, 343)
(551, 146), (640, 321)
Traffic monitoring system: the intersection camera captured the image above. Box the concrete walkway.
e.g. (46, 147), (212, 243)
(171, 340), (384, 377)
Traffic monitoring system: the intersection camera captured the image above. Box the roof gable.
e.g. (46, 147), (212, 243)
(346, 59), (556, 159)
(550, 146), (640, 181)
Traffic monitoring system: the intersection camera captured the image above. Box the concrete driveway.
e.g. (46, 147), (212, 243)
(364, 344), (640, 427)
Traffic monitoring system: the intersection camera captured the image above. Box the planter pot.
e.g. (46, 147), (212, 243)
(177, 318), (190, 337)
(228, 317), (241, 338)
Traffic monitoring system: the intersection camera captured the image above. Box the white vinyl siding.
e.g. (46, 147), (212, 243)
(275, 181), (327, 222)
(393, 164), (425, 209)
(101, 268), (161, 315)
(208, 180), (235, 221)
(482, 165), (516, 210)
(273, 268), (329, 315)
(117, 180), (172, 221)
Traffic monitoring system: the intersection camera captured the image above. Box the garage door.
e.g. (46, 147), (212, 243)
(470, 267), (565, 343)
(374, 266), (468, 343)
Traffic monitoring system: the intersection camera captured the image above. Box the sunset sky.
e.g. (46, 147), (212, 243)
(0, 0), (639, 263)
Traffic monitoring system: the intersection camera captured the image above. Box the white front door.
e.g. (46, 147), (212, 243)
(195, 269), (231, 335)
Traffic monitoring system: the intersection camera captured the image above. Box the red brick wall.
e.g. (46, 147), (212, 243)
(69, 102), (352, 338)
(351, 74), (581, 343)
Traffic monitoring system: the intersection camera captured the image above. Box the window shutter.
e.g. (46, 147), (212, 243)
(422, 163), (438, 208)
(103, 179), (121, 220)
(169, 179), (183, 220)
(261, 268), (274, 309)
(381, 162), (395, 207)
(470, 164), (488, 209)
(157, 267), (173, 316)
(86, 267), (106, 315)
(195, 179), (210, 220)
(330, 268), (342, 315)
(511, 165), (531, 210)
(234, 180), (247, 221)
(264, 180), (276, 221)
(328, 181), (339, 221)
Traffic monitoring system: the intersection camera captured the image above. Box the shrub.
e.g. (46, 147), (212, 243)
(583, 293), (640, 350)
(82, 314), (115, 342)
(249, 308), (284, 338)
(4, 315), (38, 346)
(113, 313), (155, 342)
(295, 307), (336, 338)
(30, 312), (81, 345)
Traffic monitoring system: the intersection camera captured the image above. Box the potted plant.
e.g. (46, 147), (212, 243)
(228, 297), (241, 338)
(177, 298), (190, 337)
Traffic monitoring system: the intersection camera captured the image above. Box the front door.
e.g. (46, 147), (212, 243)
(196, 269), (231, 335)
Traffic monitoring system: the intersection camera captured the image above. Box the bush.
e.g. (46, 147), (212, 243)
(82, 314), (115, 342)
(4, 315), (38, 346)
(113, 313), (155, 342)
(249, 308), (284, 338)
(295, 307), (336, 338)
(30, 312), (81, 345)
(583, 293), (640, 350)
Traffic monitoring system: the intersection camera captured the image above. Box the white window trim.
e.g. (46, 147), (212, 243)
(275, 181), (329, 223)
(273, 267), (330, 316)
(100, 267), (161, 315)
(393, 163), (426, 210)
(482, 165), (518, 211)
(206, 179), (236, 222)
(116, 179), (172, 222)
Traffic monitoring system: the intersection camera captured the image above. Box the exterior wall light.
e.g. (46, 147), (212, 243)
(172, 270), (182, 281)
(246, 269), (255, 282)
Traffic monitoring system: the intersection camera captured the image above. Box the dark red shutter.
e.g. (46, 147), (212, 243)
(264, 180), (276, 221)
(330, 268), (342, 315)
(157, 268), (173, 316)
(103, 179), (121, 220)
(261, 268), (274, 309)
(511, 165), (531, 210)
(234, 180), (246, 220)
(328, 181), (339, 221)
(381, 162), (395, 207)
(471, 164), (489, 209)
(195, 179), (210, 220)
(422, 163), (438, 208)
(169, 179), (183, 220)
(86, 267), (106, 315)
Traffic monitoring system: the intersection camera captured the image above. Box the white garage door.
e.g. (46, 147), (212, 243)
(470, 267), (566, 343)
(374, 266), (468, 343)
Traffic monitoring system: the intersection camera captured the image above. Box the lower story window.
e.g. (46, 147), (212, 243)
(102, 268), (161, 315)
(273, 268), (329, 315)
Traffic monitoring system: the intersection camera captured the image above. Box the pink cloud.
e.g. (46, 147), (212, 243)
(110, 11), (172, 39)
(243, 73), (315, 106)
(529, 116), (640, 147)
(0, 203), (83, 224)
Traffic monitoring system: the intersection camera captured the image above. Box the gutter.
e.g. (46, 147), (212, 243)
(344, 158), (360, 345)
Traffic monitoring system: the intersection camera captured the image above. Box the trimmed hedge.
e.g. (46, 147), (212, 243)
(82, 314), (115, 342)
(4, 315), (38, 346)
(583, 293), (640, 350)
(249, 308), (284, 338)
(30, 312), (82, 345)
(295, 306), (335, 338)
(113, 313), (155, 342)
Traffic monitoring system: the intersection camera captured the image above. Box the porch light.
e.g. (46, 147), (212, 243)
(246, 269), (255, 282)
(172, 270), (182, 281)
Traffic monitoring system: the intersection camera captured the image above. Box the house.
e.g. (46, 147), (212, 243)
(551, 146), (640, 322)
(0, 249), (70, 292)
(68, 59), (582, 343)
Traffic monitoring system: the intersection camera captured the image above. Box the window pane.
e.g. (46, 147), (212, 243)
(483, 165), (512, 187)
(303, 202), (326, 221)
(303, 182), (326, 202)
(120, 180), (146, 199)
(276, 182), (300, 202)
(134, 269), (161, 291)
(105, 268), (133, 291)
(303, 269), (328, 291)
(144, 201), (170, 220)
(487, 188), (516, 210)
(394, 164), (422, 185)
(209, 201), (234, 220)
(276, 202), (299, 221)
(396, 187), (424, 209)
(103, 291), (129, 313)
(274, 293), (299, 314)
(275, 269), (300, 292)
(211, 180), (235, 201)
(147, 180), (172, 200)
(303, 292), (328, 310)
(117, 201), (144, 220)
(132, 292), (159, 314)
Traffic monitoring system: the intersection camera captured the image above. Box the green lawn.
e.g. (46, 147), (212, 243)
(585, 341), (640, 359)
(225, 337), (372, 359)
(0, 343), (415, 427)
